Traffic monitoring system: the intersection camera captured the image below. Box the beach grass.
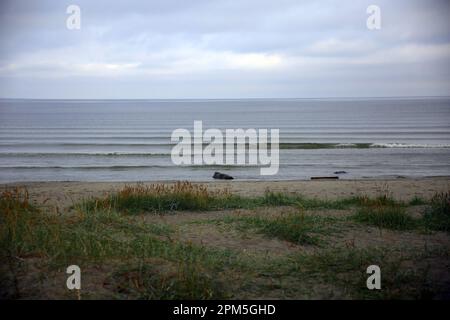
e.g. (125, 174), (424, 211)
(0, 187), (236, 299)
(286, 246), (445, 299)
(352, 204), (417, 230)
(423, 192), (450, 232)
(106, 261), (227, 299)
(77, 182), (243, 213)
(2, 184), (449, 299)
(217, 210), (336, 245)
(352, 192), (450, 232)
(76, 182), (405, 215)
(409, 195), (428, 206)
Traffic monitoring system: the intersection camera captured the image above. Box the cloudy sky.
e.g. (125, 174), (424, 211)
(0, 0), (449, 99)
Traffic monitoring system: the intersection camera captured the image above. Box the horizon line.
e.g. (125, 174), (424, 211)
(0, 95), (449, 101)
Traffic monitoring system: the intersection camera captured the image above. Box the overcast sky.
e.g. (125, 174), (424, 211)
(0, 0), (449, 99)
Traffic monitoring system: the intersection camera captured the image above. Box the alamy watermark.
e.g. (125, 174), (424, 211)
(366, 265), (381, 290)
(65, 4), (380, 31)
(366, 5), (381, 30)
(66, 5), (81, 30)
(66, 265), (81, 290)
(171, 121), (279, 175)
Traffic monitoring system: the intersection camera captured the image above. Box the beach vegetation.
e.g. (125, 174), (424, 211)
(218, 211), (335, 245)
(77, 183), (406, 215)
(2, 186), (449, 299)
(353, 204), (416, 230)
(0, 187), (230, 299)
(422, 192), (450, 232)
(409, 195), (427, 206)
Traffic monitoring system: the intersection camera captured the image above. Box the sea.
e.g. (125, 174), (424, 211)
(0, 97), (449, 182)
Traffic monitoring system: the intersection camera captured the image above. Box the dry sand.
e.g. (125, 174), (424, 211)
(1, 177), (449, 210)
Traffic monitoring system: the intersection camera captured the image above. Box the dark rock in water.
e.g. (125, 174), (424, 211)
(213, 172), (234, 180)
(334, 171), (347, 174)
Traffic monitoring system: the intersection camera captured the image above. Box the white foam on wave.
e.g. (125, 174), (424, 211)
(370, 143), (450, 148)
(335, 143), (358, 147)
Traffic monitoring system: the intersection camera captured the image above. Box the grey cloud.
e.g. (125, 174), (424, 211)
(0, 0), (449, 98)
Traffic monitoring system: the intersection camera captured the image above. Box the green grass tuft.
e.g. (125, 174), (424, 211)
(423, 192), (450, 232)
(288, 247), (437, 299)
(77, 182), (260, 213)
(409, 196), (427, 206)
(108, 261), (227, 299)
(219, 211), (336, 245)
(353, 205), (416, 230)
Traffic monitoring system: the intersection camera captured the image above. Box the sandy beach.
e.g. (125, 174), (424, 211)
(2, 177), (450, 299)
(2, 177), (449, 211)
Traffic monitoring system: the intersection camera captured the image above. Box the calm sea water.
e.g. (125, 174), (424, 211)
(0, 98), (449, 182)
